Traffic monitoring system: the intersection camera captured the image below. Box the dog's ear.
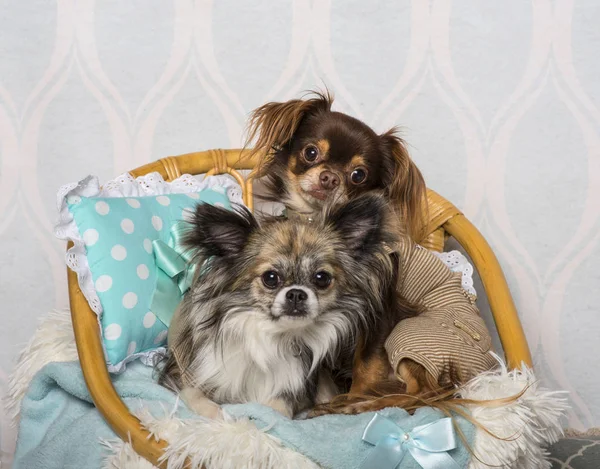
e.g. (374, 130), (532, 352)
(380, 128), (427, 242)
(328, 194), (389, 253)
(184, 204), (258, 259)
(245, 90), (333, 177)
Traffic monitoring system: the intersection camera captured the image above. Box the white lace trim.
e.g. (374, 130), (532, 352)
(432, 250), (477, 296)
(54, 172), (244, 373)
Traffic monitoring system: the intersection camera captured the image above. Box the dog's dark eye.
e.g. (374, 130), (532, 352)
(350, 167), (368, 185)
(304, 145), (319, 162)
(313, 271), (332, 289)
(261, 271), (281, 289)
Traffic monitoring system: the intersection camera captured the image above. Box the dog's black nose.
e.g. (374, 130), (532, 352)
(319, 171), (340, 191)
(286, 288), (308, 304)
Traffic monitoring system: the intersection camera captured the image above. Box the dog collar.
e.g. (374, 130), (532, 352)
(283, 208), (315, 224)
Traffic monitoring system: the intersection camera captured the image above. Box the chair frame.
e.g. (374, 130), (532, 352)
(67, 148), (532, 468)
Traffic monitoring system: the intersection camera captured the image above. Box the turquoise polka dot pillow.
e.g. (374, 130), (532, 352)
(55, 172), (243, 372)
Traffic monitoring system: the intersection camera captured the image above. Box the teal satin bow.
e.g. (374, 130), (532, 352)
(149, 222), (196, 327)
(361, 413), (460, 469)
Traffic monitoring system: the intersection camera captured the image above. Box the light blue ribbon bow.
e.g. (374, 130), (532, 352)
(361, 413), (460, 469)
(149, 222), (196, 327)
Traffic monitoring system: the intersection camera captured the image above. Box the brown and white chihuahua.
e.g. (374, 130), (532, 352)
(246, 90), (427, 241)
(245, 90), (437, 413)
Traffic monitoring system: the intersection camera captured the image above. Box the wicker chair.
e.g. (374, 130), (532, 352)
(67, 149), (532, 468)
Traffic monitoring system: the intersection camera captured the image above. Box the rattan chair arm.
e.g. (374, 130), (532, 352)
(67, 260), (185, 469)
(129, 149), (260, 180)
(442, 214), (533, 368)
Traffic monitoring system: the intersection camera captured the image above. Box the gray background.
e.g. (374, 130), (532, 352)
(1, 0), (599, 459)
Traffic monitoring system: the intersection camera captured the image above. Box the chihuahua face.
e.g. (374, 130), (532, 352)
(277, 111), (388, 210)
(158, 194), (401, 416)
(184, 196), (394, 333)
(246, 91), (427, 240)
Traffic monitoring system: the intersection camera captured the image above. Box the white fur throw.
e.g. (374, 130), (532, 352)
(5, 309), (568, 469)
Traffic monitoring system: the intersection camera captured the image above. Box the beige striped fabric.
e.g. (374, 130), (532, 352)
(385, 240), (497, 386)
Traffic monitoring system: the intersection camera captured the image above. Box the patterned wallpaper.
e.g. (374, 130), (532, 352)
(1, 0), (599, 460)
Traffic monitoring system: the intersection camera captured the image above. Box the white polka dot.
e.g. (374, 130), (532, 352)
(104, 323), (122, 340)
(143, 239), (153, 254)
(83, 229), (99, 246)
(154, 330), (168, 345)
(67, 195), (81, 204)
(152, 216), (163, 231)
(122, 292), (138, 309)
(143, 312), (156, 328)
(121, 218), (134, 234)
(156, 195), (171, 206)
(127, 341), (137, 355)
(211, 186), (225, 194)
(137, 264), (149, 280)
(111, 245), (127, 261)
(214, 202), (225, 208)
(95, 201), (110, 215)
(126, 198), (140, 208)
(182, 208), (194, 221)
(95, 275), (113, 293)
(186, 193), (200, 200)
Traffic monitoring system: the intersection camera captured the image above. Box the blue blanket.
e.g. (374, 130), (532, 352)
(14, 361), (474, 469)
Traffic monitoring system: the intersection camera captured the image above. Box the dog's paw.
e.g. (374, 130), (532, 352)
(308, 397), (403, 417)
(307, 407), (332, 418)
(265, 398), (294, 418)
(307, 403), (360, 418)
(180, 387), (223, 420)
